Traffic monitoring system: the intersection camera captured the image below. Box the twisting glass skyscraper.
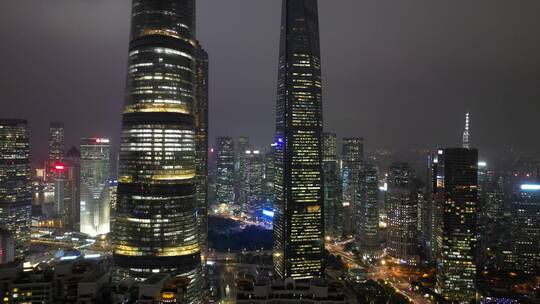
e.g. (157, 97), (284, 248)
(113, 1), (204, 302)
(273, 0), (325, 280)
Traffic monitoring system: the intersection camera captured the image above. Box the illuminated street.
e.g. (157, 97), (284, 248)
(326, 241), (433, 304)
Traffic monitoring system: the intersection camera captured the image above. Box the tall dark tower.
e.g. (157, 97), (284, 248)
(194, 45), (209, 263)
(113, 1), (203, 301)
(434, 148), (478, 303)
(273, 0), (324, 280)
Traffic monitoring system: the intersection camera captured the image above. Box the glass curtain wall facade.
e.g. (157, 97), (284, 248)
(0, 119), (31, 260)
(357, 164), (380, 259)
(194, 45), (208, 263)
(386, 163), (419, 266)
(113, 1), (203, 302)
(323, 133), (342, 241)
(434, 148), (478, 303)
(216, 137), (235, 206)
(342, 138), (363, 238)
(273, 0), (325, 280)
(48, 122), (64, 168)
(80, 138), (111, 236)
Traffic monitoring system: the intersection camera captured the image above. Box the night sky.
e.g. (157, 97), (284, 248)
(1, 0), (540, 164)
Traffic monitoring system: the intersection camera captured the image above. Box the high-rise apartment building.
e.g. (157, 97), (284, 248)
(273, 0), (325, 280)
(323, 133), (342, 241)
(357, 163), (380, 259)
(0, 119), (32, 260)
(113, 2), (204, 301)
(80, 138), (110, 236)
(342, 138), (363, 238)
(386, 163), (419, 266)
(434, 148), (478, 303)
(216, 137), (235, 207)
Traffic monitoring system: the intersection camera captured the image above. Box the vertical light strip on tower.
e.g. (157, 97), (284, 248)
(113, 1), (203, 302)
(273, 0), (325, 280)
(462, 112), (470, 149)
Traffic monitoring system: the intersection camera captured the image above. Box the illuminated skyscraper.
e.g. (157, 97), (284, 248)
(48, 122), (64, 175)
(52, 163), (77, 230)
(194, 45), (209, 262)
(216, 137), (235, 207)
(323, 133), (342, 241)
(357, 163), (380, 259)
(79, 138), (110, 236)
(509, 182), (540, 274)
(235, 137), (252, 207)
(273, 0), (325, 280)
(239, 149), (265, 218)
(342, 138), (363, 238)
(0, 119), (32, 260)
(434, 148), (478, 303)
(113, 2), (204, 301)
(386, 163), (419, 265)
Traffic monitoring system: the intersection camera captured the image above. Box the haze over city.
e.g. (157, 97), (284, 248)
(2, 0), (540, 164)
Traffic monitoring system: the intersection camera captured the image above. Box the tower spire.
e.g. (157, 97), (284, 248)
(462, 112), (470, 149)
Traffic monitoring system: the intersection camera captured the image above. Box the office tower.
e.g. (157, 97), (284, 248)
(194, 45), (209, 262)
(509, 182), (540, 274)
(65, 146), (81, 228)
(273, 0), (324, 280)
(323, 133), (342, 241)
(386, 163), (419, 266)
(80, 138), (110, 236)
(264, 148), (276, 207)
(342, 138), (364, 238)
(462, 112), (470, 149)
(235, 137), (252, 208)
(357, 163), (380, 259)
(108, 180), (118, 232)
(216, 137), (235, 208)
(52, 163), (77, 230)
(239, 150), (265, 218)
(434, 148), (478, 303)
(113, 3), (203, 301)
(0, 119), (32, 260)
(48, 122), (65, 179)
(422, 153), (439, 264)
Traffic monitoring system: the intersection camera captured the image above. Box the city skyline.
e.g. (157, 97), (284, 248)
(3, 0), (540, 163)
(0, 1), (539, 303)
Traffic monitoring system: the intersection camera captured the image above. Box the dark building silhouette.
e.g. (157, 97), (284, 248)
(433, 148), (478, 303)
(112, 1), (203, 301)
(273, 0), (325, 280)
(194, 45), (209, 263)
